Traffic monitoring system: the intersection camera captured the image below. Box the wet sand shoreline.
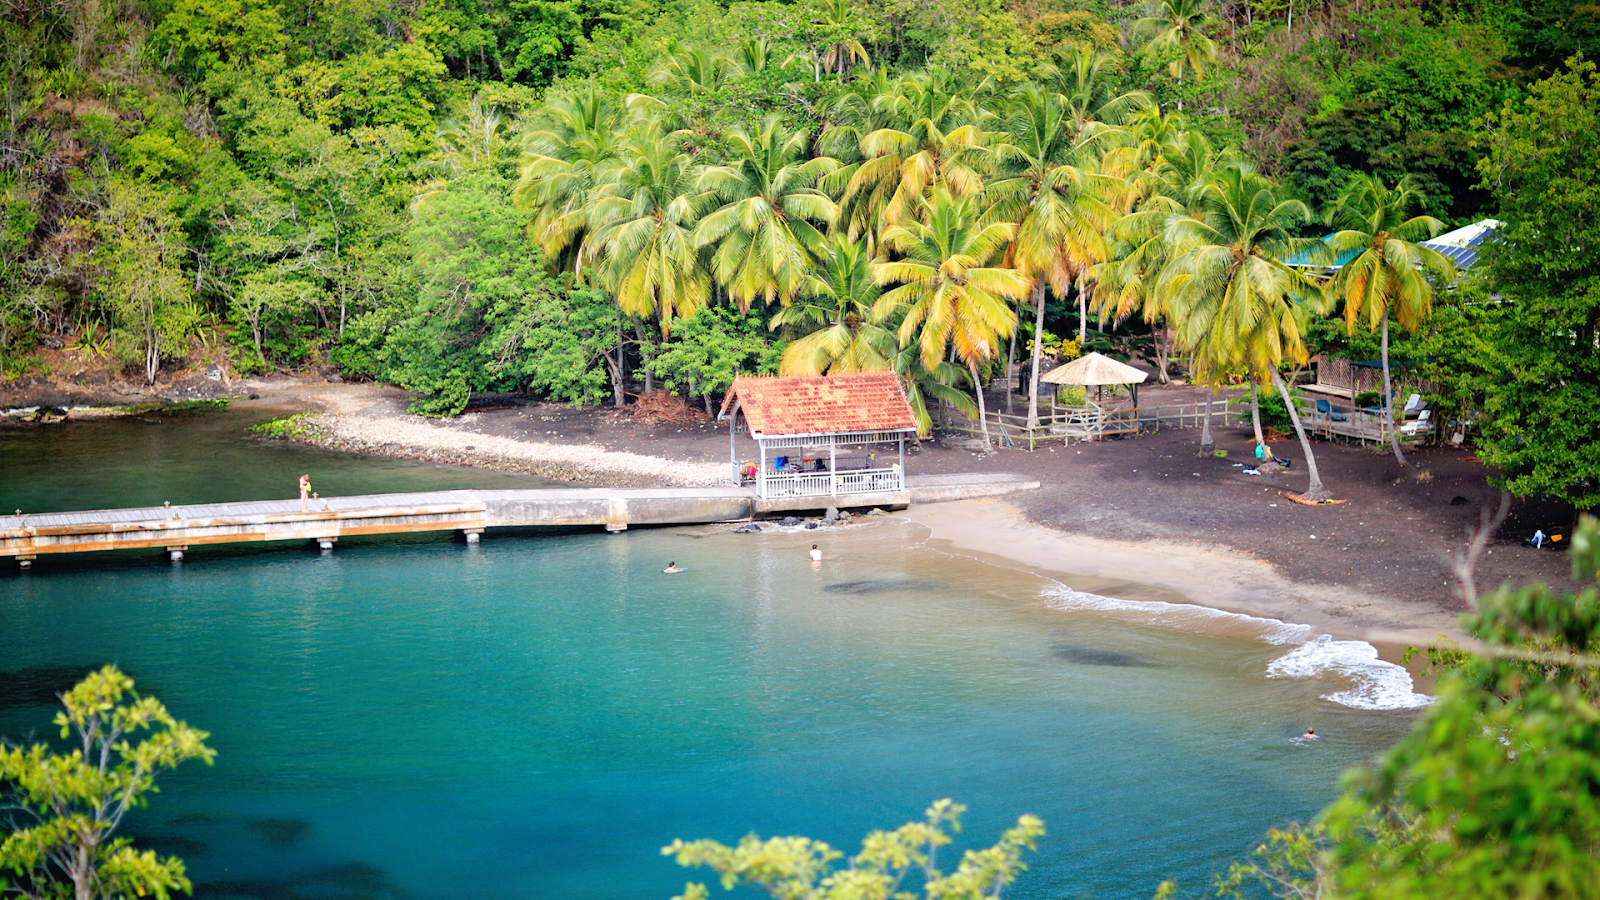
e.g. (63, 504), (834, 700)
(897, 498), (1465, 660)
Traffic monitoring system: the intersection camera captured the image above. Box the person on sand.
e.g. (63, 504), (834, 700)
(809, 544), (822, 562)
(1302, 727), (1317, 740)
(663, 561), (684, 574)
(298, 474), (311, 512)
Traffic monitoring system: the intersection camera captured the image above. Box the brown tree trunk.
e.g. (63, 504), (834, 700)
(971, 359), (992, 453)
(1382, 315), (1411, 470)
(1197, 386), (1215, 456)
(1026, 281), (1047, 429)
(1271, 367), (1330, 501)
(1006, 294), (1020, 415)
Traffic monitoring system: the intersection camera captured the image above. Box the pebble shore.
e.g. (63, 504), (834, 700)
(292, 407), (730, 488)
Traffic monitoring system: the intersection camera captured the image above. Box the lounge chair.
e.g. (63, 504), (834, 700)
(1402, 393), (1424, 419)
(1399, 408), (1432, 436)
(1315, 398), (1348, 422)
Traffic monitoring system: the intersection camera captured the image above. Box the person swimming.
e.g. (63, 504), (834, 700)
(809, 544), (822, 562)
(663, 562), (684, 574)
(1302, 727), (1317, 740)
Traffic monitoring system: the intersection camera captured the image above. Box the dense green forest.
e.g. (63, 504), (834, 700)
(2, 0), (1599, 499)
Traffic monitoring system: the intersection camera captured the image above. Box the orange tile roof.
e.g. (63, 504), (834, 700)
(724, 373), (916, 437)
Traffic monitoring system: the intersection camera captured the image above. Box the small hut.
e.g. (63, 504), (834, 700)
(1038, 352), (1148, 441)
(719, 373), (917, 500)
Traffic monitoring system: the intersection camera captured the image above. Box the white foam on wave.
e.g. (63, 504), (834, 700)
(1266, 634), (1433, 710)
(1041, 586), (1433, 711)
(1043, 585), (1312, 645)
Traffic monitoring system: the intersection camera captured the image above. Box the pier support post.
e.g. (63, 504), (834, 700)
(314, 537), (338, 552)
(605, 523), (627, 533)
(166, 546), (186, 562)
(461, 529), (482, 544)
(17, 556), (34, 571)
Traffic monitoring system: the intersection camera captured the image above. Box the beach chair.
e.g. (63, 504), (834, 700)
(1402, 393), (1423, 418)
(1315, 398), (1348, 422)
(1399, 409), (1432, 436)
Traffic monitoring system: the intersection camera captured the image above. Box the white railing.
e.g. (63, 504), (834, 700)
(759, 468), (904, 499)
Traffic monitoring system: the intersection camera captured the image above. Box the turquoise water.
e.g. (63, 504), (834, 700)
(0, 415), (1418, 900)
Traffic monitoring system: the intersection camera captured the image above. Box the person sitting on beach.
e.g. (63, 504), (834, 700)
(809, 544), (822, 562)
(663, 561), (684, 574)
(1302, 727), (1317, 740)
(298, 474), (311, 512)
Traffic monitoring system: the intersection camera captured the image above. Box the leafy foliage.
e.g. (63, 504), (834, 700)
(663, 799), (1045, 900)
(0, 665), (215, 900)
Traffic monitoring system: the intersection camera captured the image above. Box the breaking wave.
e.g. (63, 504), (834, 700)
(1041, 586), (1432, 711)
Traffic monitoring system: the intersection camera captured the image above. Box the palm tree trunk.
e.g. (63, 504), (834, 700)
(1026, 281), (1046, 429)
(1077, 286), (1088, 344)
(1381, 315), (1410, 469)
(1270, 367), (1330, 501)
(971, 359), (992, 452)
(1006, 294), (1020, 415)
(1249, 376), (1265, 450)
(1197, 386), (1215, 456)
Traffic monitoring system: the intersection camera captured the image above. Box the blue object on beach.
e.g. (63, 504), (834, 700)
(1243, 467), (1261, 475)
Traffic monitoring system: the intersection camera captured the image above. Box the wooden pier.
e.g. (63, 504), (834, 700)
(0, 474), (1038, 569)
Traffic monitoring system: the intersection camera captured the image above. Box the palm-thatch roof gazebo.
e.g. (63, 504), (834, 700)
(1038, 351), (1147, 441)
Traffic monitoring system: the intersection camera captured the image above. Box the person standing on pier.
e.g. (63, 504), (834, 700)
(299, 474), (312, 512)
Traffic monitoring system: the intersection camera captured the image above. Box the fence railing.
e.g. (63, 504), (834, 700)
(758, 468), (904, 499)
(1139, 399), (1235, 430)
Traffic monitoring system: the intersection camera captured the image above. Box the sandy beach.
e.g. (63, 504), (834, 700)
(899, 497), (1464, 647)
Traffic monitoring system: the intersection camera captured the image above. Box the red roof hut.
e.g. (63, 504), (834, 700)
(719, 373), (917, 500)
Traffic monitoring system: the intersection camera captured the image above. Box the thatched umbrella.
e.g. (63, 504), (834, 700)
(1040, 351), (1148, 408)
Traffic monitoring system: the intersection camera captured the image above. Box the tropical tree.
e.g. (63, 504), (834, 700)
(647, 44), (738, 97)
(1326, 173), (1455, 469)
(1136, 0), (1217, 91)
(665, 799), (1044, 900)
(512, 86), (625, 272)
(772, 234), (893, 375)
(1161, 165), (1335, 499)
(845, 71), (989, 234)
(986, 84), (1116, 429)
(1044, 44), (1152, 137)
(694, 117), (839, 310)
(0, 665), (215, 900)
(586, 131), (712, 334)
(874, 189), (1030, 451)
(814, 0), (871, 79)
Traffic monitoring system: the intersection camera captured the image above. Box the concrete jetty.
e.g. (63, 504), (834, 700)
(1, 473), (1038, 568)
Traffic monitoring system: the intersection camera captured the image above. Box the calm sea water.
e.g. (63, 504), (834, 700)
(0, 412), (1419, 900)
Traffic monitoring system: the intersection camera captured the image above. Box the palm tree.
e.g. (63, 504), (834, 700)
(1161, 165), (1335, 499)
(772, 235), (893, 375)
(512, 87), (624, 272)
(873, 189), (1031, 451)
(586, 132), (713, 334)
(648, 44), (738, 97)
(986, 84), (1117, 429)
(1136, 0), (1217, 101)
(1044, 44), (1154, 137)
(816, 0), (871, 79)
(845, 71), (989, 233)
(694, 117), (839, 310)
(1326, 173), (1455, 469)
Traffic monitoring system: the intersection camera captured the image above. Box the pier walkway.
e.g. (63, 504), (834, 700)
(1, 473), (1037, 568)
